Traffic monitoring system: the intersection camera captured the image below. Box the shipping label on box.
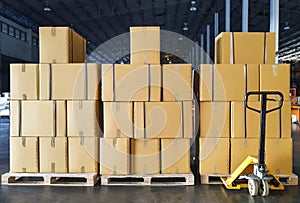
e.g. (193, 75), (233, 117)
(161, 139), (191, 174)
(100, 138), (130, 175)
(10, 137), (39, 172)
(39, 137), (68, 173)
(10, 64), (39, 100)
(103, 102), (133, 138)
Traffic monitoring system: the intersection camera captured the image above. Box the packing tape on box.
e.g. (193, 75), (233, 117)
(48, 64), (52, 100)
(22, 167), (26, 173)
(181, 101), (185, 138)
(113, 165), (117, 174)
(22, 137), (26, 147)
(51, 162), (55, 173)
(22, 64), (26, 72)
(80, 136), (84, 145)
(272, 65), (278, 76)
(113, 138), (117, 147)
(51, 137), (55, 148)
(54, 101), (57, 137)
(51, 27), (56, 37)
(143, 165), (148, 174)
(81, 166), (85, 173)
(79, 101), (83, 109)
(22, 94), (27, 100)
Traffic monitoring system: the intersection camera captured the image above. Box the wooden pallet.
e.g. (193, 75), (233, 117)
(1, 173), (99, 186)
(275, 173), (298, 186)
(100, 173), (194, 186)
(200, 174), (229, 184)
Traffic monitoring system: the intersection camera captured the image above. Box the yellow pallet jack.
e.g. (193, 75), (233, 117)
(221, 91), (285, 196)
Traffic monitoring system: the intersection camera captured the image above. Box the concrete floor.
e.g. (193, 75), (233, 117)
(1, 118), (300, 202)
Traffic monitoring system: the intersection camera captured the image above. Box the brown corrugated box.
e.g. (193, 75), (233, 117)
(67, 101), (100, 137)
(103, 102), (133, 138)
(68, 137), (98, 173)
(131, 139), (160, 174)
(40, 63), (100, 100)
(161, 139), (191, 174)
(10, 137), (39, 172)
(198, 64), (213, 101)
(215, 32), (275, 64)
(162, 64), (192, 101)
(39, 137), (68, 173)
(100, 138), (130, 175)
(10, 64), (39, 100)
(39, 27), (86, 64)
(10, 101), (21, 137)
(130, 26), (160, 64)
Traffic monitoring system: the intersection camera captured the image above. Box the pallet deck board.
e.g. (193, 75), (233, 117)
(1, 173), (99, 186)
(100, 173), (194, 186)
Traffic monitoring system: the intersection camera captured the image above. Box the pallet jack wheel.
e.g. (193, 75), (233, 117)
(259, 180), (269, 196)
(248, 179), (258, 196)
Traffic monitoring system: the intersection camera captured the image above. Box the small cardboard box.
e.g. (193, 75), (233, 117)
(10, 64), (39, 100)
(39, 137), (68, 173)
(10, 137), (39, 172)
(100, 138), (130, 175)
(161, 139), (191, 174)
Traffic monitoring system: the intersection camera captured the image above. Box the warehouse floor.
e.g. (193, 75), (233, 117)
(0, 118), (300, 202)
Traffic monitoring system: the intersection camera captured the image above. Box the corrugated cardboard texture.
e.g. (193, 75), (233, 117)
(68, 137), (99, 173)
(162, 64), (192, 101)
(131, 139), (160, 174)
(10, 64), (39, 100)
(199, 64), (213, 101)
(130, 26), (160, 64)
(56, 101), (67, 137)
(100, 138), (130, 175)
(200, 102), (230, 138)
(86, 63), (101, 100)
(104, 102), (133, 138)
(39, 137), (68, 173)
(67, 101), (100, 137)
(10, 101), (20, 137)
(199, 138), (229, 174)
(134, 102), (145, 139)
(161, 139), (191, 174)
(246, 64), (260, 101)
(10, 137), (39, 172)
(101, 64), (114, 101)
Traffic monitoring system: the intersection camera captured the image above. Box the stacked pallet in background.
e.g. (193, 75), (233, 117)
(100, 26), (194, 185)
(4, 27), (100, 186)
(197, 32), (296, 185)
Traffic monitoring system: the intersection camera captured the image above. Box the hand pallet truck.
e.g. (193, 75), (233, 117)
(221, 91), (285, 196)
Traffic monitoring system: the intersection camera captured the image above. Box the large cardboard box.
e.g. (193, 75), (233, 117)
(231, 101), (291, 139)
(134, 101), (193, 139)
(21, 101), (66, 137)
(10, 137), (39, 172)
(40, 63), (100, 100)
(39, 27), (86, 64)
(67, 101), (100, 137)
(68, 137), (98, 173)
(100, 138), (130, 175)
(10, 64), (39, 100)
(200, 102), (230, 138)
(130, 26), (160, 64)
(215, 32), (275, 64)
(260, 64), (290, 101)
(103, 102), (133, 138)
(199, 138), (229, 174)
(162, 64), (192, 101)
(131, 139), (160, 174)
(161, 139), (191, 174)
(39, 137), (68, 173)
(198, 64), (213, 101)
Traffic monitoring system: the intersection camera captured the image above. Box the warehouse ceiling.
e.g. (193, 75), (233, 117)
(1, 0), (300, 62)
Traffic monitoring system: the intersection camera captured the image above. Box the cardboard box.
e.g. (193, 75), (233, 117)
(39, 137), (68, 173)
(134, 101), (193, 139)
(231, 101), (291, 139)
(198, 64), (213, 101)
(10, 101), (20, 137)
(21, 101), (66, 137)
(10, 137), (39, 172)
(200, 102), (230, 138)
(67, 101), (100, 137)
(130, 26), (160, 64)
(131, 139), (160, 174)
(215, 32), (275, 64)
(260, 64), (290, 101)
(100, 138), (130, 175)
(10, 64), (39, 100)
(199, 138), (229, 174)
(162, 64), (192, 101)
(103, 102), (133, 138)
(161, 139), (191, 174)
(39, 27), (86, 64)
(149, 65), (161, 101)
(40, 63), (100, 100)
(68, 137), (98, 173)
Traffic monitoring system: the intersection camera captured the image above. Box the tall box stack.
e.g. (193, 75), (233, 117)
(9, 27), (100, 175)
(197, 31), (292, 179)
(100, 26), (193, 177)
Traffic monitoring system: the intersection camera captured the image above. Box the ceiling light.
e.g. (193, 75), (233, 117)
(43, 1), (51, 12)
(183, 23), (188, 31)
(190, 1), (197, 12)
(284, 22), (290, 30)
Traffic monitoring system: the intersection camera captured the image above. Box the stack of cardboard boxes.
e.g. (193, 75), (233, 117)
(10, 27), (100, 174)
(198, 32), (292, 176)
(100, 27), (193, 175)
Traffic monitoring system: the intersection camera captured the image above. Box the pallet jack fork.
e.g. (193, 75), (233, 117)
(221, 91), (285, 196)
